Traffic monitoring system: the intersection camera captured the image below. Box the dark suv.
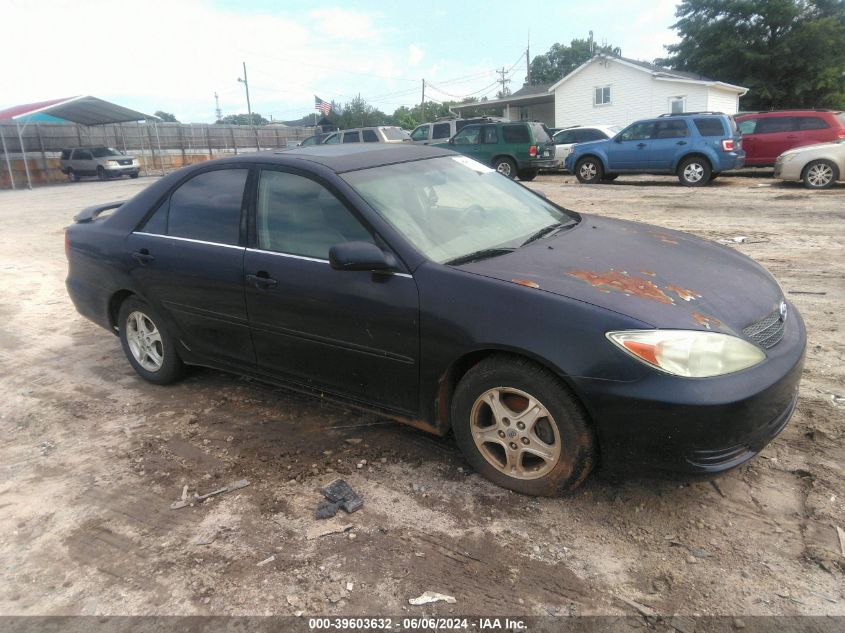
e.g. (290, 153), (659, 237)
(447, 121), (555, 180)
(565, 112), (744, 186)
(735, 109), (845, 166)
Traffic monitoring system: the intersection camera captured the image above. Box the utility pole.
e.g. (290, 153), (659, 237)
(421, 79), (426, 122)
(214, 92), (222, 122)
(496, 67), (511, 97)
(237, 62), (252, 124)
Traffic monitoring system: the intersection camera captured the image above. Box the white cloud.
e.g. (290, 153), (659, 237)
(408, 45), (424, 65)
(308, 8), (381, 41)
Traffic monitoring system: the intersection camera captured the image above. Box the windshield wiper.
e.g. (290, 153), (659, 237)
(444, 247), (515, 266)
(520, 222), (567, 247)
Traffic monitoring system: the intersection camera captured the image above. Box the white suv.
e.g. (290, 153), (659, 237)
(322, 126), (409, 144)
(552, 125), (621, 169)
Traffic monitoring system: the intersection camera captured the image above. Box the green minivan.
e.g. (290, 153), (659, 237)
(446, 121), (556, 181)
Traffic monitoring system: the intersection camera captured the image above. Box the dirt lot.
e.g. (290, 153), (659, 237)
(0, 172), (843, 619)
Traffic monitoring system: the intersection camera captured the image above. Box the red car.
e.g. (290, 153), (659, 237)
(736, 109), (845, 166)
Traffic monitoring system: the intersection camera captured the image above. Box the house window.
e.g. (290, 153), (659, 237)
(669, 96), (686, 114)
(594, 85), (611, 106)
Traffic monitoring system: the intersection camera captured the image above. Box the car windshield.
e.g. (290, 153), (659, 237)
(342, 156), (579, 264)
(91, 147), (122, 157)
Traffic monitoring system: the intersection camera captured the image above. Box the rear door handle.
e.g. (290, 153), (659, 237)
(132, 249), (154, 265)
(246, 272), (278, 289)
(676, 140), (687, 145)
(637, 143), (647, 149)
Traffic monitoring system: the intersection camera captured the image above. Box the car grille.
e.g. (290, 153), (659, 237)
(742, 307), (785, 349)
(118, 159), (133, 165)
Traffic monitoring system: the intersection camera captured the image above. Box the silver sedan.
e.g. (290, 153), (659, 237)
(774, 140), (845, 189)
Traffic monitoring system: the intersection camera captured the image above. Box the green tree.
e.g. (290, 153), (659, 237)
(154, 110), (179, 122)
(217, 113), (270, 125)
(529, 38), (622, 84)
(657, 0), (845, 110)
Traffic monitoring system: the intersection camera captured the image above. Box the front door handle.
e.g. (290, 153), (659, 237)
(676, 140), (687, 145)
(246, 272), (278, 289)
(132, 248), (154, 265)
(637, 143), (647, 149)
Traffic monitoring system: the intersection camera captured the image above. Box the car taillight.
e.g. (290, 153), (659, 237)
(529, 145), (538, 157)
(721, 139), (735, 151)
(64, 230), (70, 259)
(836, 129), (845, 139)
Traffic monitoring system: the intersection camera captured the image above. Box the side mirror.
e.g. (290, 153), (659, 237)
(448, 138), (455, 145)
(329, 241), (395, 272)
(613, 137), (622, 143)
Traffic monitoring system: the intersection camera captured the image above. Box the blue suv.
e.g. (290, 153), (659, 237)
(565, 112), (745, 186)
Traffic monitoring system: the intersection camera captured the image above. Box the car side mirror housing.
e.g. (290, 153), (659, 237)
(448, 138), (455, 145)
(329, 241), (395, 272)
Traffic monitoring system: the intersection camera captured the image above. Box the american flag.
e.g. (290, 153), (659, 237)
(314, 96), (331, 116)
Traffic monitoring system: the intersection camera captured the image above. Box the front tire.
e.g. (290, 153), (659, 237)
(802, 159), (838, 189)
(67, 169), (78, 183)
(493, 157), (517, 179)
(517, 169), (538, 182)
(575, 157), (603, 184)
(118, 297), (186, 385)
(677, 156), (711, 186)
(97, 166), (108, 181)
(451, 355), (596, 496)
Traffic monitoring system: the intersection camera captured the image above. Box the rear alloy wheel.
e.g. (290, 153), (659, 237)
(118, 297), (186, 384)
(452, 355), (596, 496)
(677, 156), (711, 186)
(517, 169), (538, 182)
(494, 157), (517, 179)
(67, 169), (78, 183)
(802, 159), (838, 189)
(575, 157), (603, 184)
(97, 166), (107, 181)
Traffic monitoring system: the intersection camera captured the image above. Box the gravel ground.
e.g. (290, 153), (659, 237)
(0, 171), (842, 618)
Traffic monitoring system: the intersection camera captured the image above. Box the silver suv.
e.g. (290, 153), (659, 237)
(60, 147), (140, 182)
(321, 126), (409, 145)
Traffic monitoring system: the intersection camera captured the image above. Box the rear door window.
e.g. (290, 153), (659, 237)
(797, 116), (829, 130)
(432, 123), (451, 140)
(453, 126), (481, 145)
(502, 124), (530, 143)
(693, 118), (726, 137)
(653, 120), (689, 139)
(343, 131), (361, 143)
(163, 168), (248, 245)
(483, 126), (498, 144)
(755, 117), (796, 134)
(362, 129), (379, 142)
(554, 130), (577, 144)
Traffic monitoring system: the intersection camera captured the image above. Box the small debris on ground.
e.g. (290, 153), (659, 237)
(788, 290), (827, 296)
(345, 438), (362, 445)
(670, 614), (696, 633)
(315, 479), (363, 519)
(256, 555), (275, 567)
(170, 479), (250, 510)
(668, 539), (711, 558)
(835, 524), (845, 558)
(306, 521), (354, 540)
(408, 591), (457, 606)
(616, 595), (657, 618)
(191, 528), (219, 546)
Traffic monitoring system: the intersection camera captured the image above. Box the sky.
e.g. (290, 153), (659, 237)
(0, 0), (681, 124)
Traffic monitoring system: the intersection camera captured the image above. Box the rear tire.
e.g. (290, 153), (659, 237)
(802, 159), (838, 189)
(130, 172), (140, 179)
(118, 296), (186, 385)
(493, 157), (517, 179)
(451, 355), (596, 496)
(677, 156), (711, 186)
(575, 157), (603, 184)
(517, 169), (538, 182)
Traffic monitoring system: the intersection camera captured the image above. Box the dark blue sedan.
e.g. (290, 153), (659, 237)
(65, 145), (805, 496)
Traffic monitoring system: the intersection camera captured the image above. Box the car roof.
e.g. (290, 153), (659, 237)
(269, 143), (455, 173)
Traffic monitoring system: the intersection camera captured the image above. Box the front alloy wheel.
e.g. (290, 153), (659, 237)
(470, 387), (561, 480)
(803, 160), (838, 189)
(575, 157), (603, 183)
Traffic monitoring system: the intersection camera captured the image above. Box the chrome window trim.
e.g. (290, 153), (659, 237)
(133, 232), (244, 250)
(246, 247), (413, 278)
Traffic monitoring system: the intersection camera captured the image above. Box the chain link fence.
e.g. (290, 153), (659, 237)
(0, 121), (315, 189)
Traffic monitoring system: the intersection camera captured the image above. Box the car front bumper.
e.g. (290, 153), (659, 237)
(570, 302), (806, 476)
(773, 160), (802, 181)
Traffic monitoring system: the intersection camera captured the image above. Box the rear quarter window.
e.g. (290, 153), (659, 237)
(61, 149), (71, 160)
(362, 129), (379, 142)
(693, 118), (727, 137)
(529, 123), (551, 142)
(165, 168), (248, 245)
(502, 124), (530, 143)
(797, 116), (829, 130)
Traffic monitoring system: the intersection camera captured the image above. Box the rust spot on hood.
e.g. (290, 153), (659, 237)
(640, 270), (656, 277)
(511, 278), (540, 289)
(651, 231), (680, 245)
(666, 284), (701, 302)
(692, 311), (722, 329)
(568, 269), (674, 304)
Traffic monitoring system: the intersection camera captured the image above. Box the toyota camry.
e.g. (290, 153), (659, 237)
(65, 145), (806, 496)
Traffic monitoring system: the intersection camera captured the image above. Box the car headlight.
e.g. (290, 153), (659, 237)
(606, 330), (765, 378)
(106, 160), (119, 167)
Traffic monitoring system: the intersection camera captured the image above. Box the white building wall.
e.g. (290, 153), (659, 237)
(552, 59), (739, 128)
(706, 88), (741, 114)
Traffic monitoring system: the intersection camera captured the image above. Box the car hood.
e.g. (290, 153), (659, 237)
(782, 141), (845, 158)
(459, 214), (783, 334)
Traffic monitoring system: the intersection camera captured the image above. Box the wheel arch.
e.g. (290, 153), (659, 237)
(575, 153), (607, 171)
(491, 154), (517, 167)
(674, 151), (713, 172)
(108, 289), (136, 334)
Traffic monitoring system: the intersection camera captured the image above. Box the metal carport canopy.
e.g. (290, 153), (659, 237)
(0, 96), (156, 190)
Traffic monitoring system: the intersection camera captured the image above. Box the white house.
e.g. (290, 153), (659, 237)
(550, 55), (748, 128)
(450, 54), (748, 129)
